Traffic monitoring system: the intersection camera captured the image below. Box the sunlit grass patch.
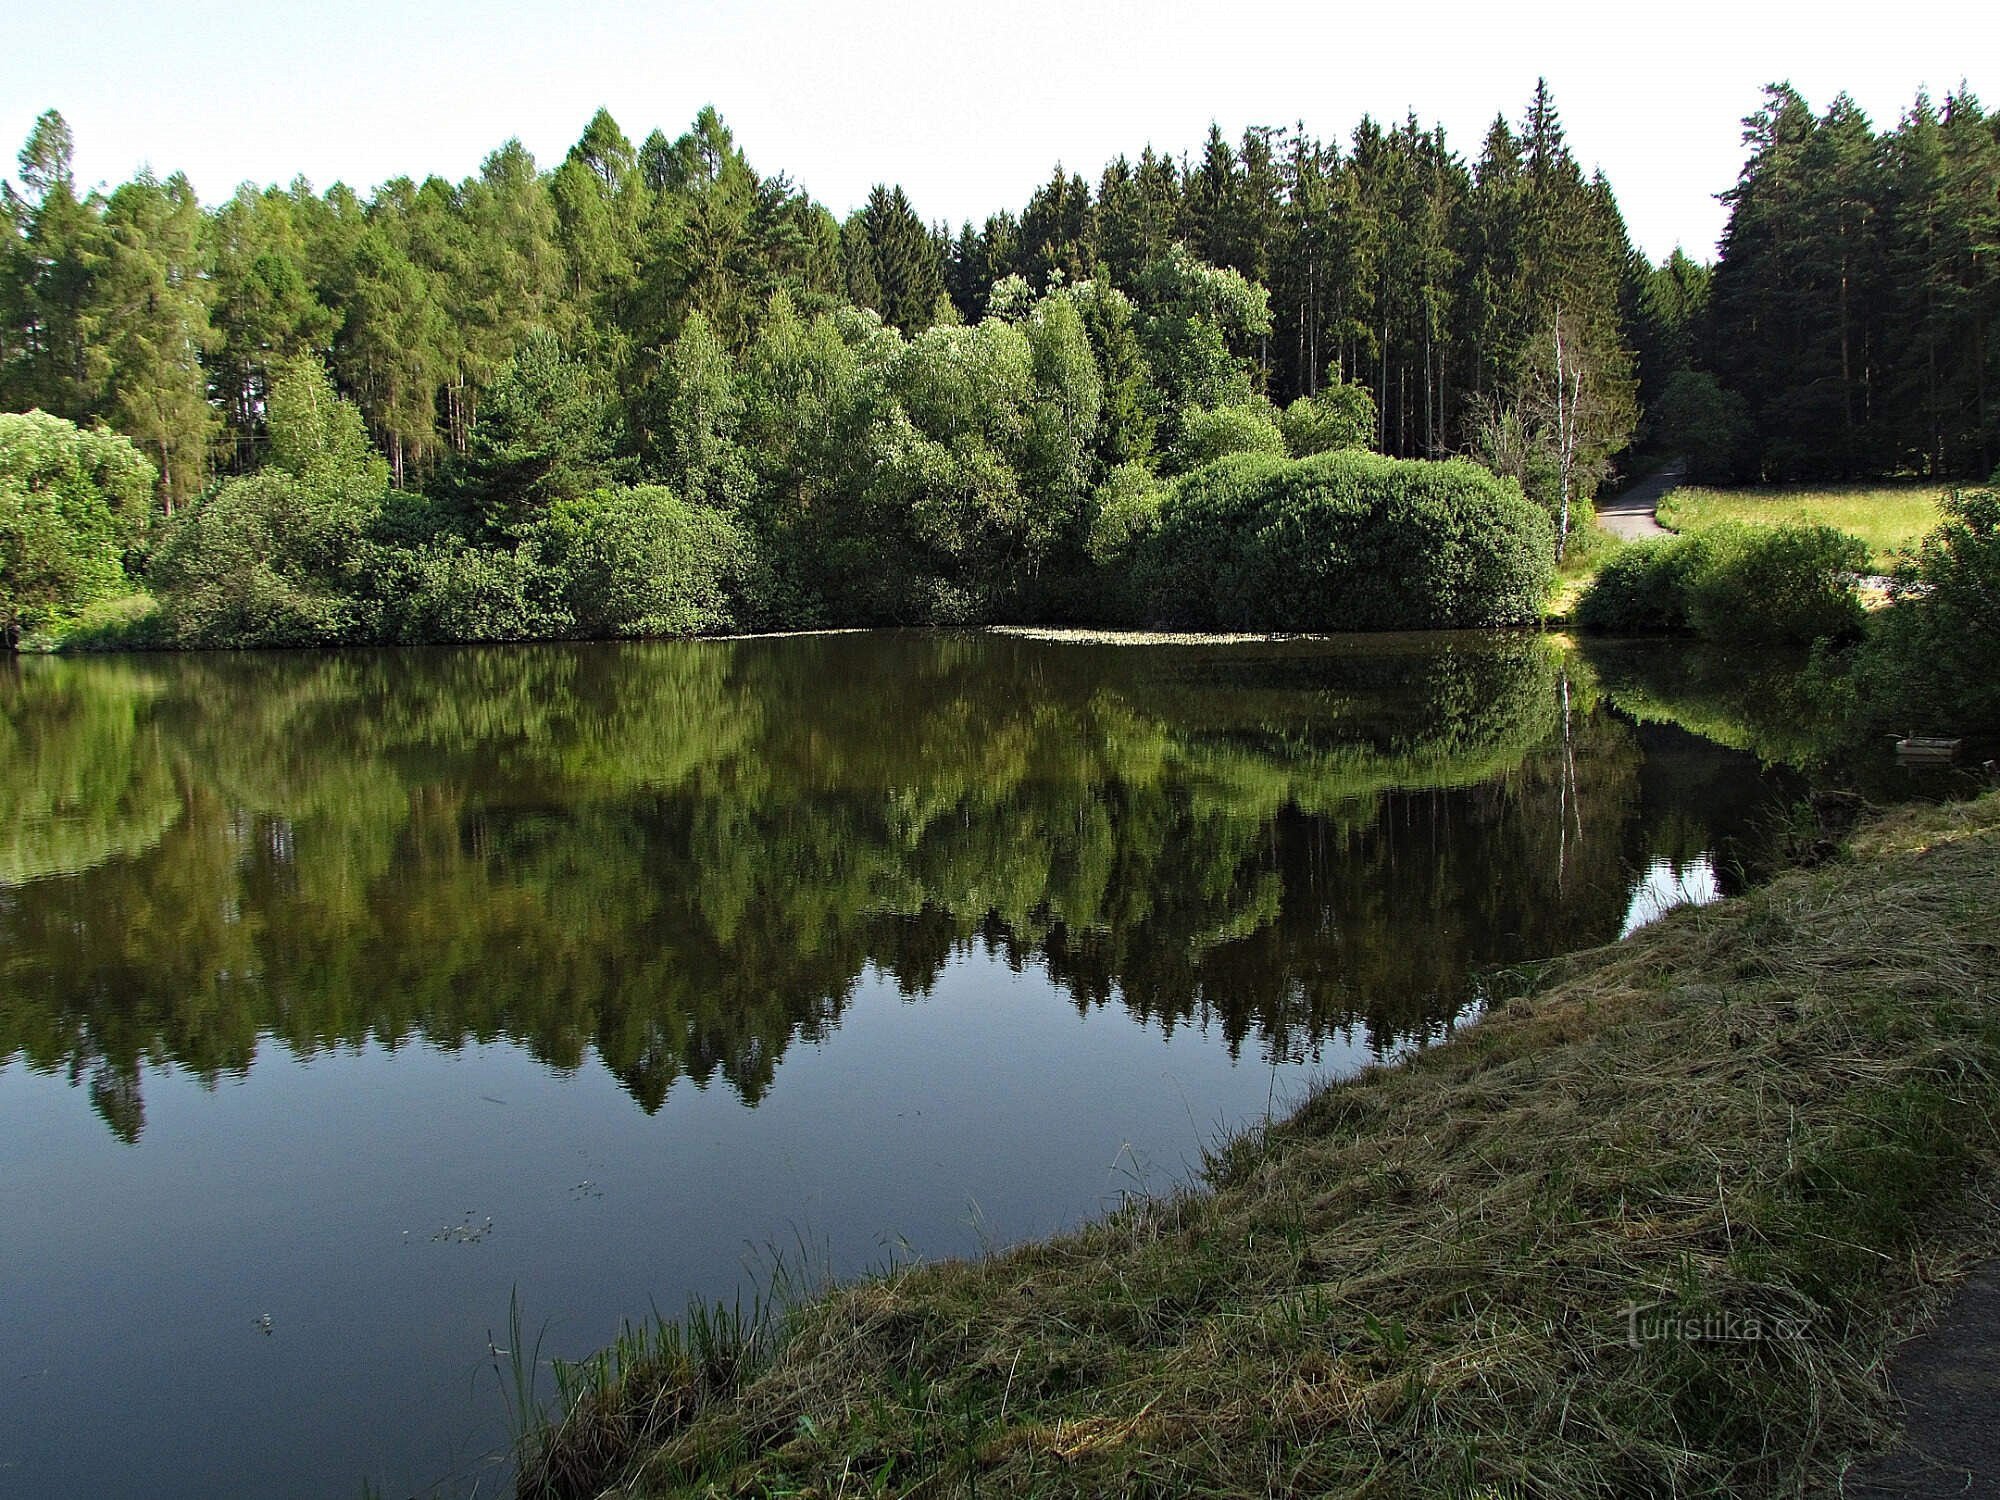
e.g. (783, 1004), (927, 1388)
(1658, 482), (1947, 569)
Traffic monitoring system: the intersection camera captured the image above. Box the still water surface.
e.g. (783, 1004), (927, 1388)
(1, 631), (1800, 1497)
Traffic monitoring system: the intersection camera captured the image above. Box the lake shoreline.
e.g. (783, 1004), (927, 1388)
(32, 610), (1574, 656)
(519, 791), (2000, 1498)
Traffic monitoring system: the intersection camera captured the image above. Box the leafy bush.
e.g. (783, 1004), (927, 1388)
(532, 486), (741, 638)
(367, 537), (566, 644)
(1685, 523), (1866, 643)
(0, 412), (156, 644)
(1279, 384), (1376, 458)
(1576, 522), (1866, 644)
(151, 470), (373, 646)
(366, 485), (741, 643)
(1574, 536), (1708, 632)
(1853, 488), (2000, 734)
(149, 360), (389, 648)
(1139, 449), (1555, 631)
(1085, 463), (1166, 566)
(1170, 401), (1286, 472)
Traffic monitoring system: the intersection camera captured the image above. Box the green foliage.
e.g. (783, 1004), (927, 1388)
(265, 355), (389, 490)
(1573, 538), (1708, 633)
(638, 311), (752, 512)
(1655, 480), (1944, 571)
(0, 411), (155, 643)
(1084, 462), (1166, 566)
(1172, 401), (1286, 471)
(1134, 247), (1271, 432)
(1140, 450), (1555, 630)
(145, 363), (391, 648)
(1710, 84), (2000, 480)
(1853, 488), (2000, 733)
(460, 329), (627, 533)
(93, 172), (217, 512)
(1653, 370), (1747, 482)
(1020, 292), (1102, 519)
(1279, 384), (1375, 457)
(0, 92), (1728, 648)
(1681, 523), (1869, 644)
(1067, 278), (1154, 466)
(846, 185), (946, 334)
(369, 536), (565, 643)
(370, 485), (742, 645)
(151, 470), (372, 646)
(1576, 523), (1867, 644)
(532, 486), (741, 638)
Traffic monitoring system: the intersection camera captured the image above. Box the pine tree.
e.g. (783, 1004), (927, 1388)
(853, 185), (945, 333)
(92, 172), (217, 514)
(206, 185), (339, 469)
(3, 111), (103, 419)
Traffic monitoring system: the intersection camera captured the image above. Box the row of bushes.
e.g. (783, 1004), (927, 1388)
(144, 450), (1556, 649)
(14, 350), (1565, 648)
(1575, 521), (1868, 644)
(1576, 486), (2000, 739)
(149, 480), (740, 649)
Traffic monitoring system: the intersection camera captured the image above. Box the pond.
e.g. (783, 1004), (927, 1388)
(0, 630), (1805, 1497)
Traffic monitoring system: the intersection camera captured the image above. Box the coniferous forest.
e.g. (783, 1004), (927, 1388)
(2, 81), (1997, 648)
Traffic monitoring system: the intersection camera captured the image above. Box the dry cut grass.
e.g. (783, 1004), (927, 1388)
(519, 794), (2000, 1500)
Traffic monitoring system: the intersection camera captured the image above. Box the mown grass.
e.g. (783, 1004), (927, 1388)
(518, 793), (2000, 1500)
(1657, 483), (1947, 570)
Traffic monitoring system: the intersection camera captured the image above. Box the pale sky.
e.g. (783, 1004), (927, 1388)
(3, 0), (1994, 264)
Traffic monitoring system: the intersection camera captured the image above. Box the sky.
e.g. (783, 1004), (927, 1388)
(3, 0), (1995, 264)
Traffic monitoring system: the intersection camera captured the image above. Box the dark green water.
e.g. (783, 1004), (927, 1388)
(0, 631), (1802, 1496)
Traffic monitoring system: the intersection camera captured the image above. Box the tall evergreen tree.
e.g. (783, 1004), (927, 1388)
(850, 185), (946, 333)
(92, 172), (216, 513)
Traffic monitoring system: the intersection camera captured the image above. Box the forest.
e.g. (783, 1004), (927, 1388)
(1, 81), (1997, 647)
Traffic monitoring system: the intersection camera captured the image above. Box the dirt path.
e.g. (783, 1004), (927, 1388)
(1843, 1259), (2000, 1496)
(1595, 461), (1684, 541)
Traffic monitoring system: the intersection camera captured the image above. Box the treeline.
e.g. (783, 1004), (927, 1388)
(1675, 84), (2000, 481)
(4, 81), (1995, 647)
(1, 85), (1640, 488)
(0, 88), (1640, 644)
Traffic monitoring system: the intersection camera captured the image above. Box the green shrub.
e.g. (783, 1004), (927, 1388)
(1853, 488), (2000, 734)
(1279, 384), (1376, 458)
(531, 486), (741, 638)
(150, 470), (372, 647)
(1084, 463), (1166, 566)
(0, 412), (156, 645)
(1170, 401), (1286, 472)
(56, 593), (168, 651)
(1139, 449), (1555, 631)
(367, 537), (566, 644)
(1576, 522), (1866, 644)
(1685, 523), (1866, 643)
(366, 485), (742, 644)
(1574, 536), (1708, 632)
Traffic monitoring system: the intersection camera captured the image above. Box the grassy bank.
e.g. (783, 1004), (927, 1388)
(519, 793), (2000, 1499)
(1657, 483), (1946, 569)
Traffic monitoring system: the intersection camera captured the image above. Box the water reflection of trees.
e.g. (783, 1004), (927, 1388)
(2, 633), (1742, 1140)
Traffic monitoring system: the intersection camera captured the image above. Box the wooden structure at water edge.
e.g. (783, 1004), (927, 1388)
(1894, 736), (1965, 763)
